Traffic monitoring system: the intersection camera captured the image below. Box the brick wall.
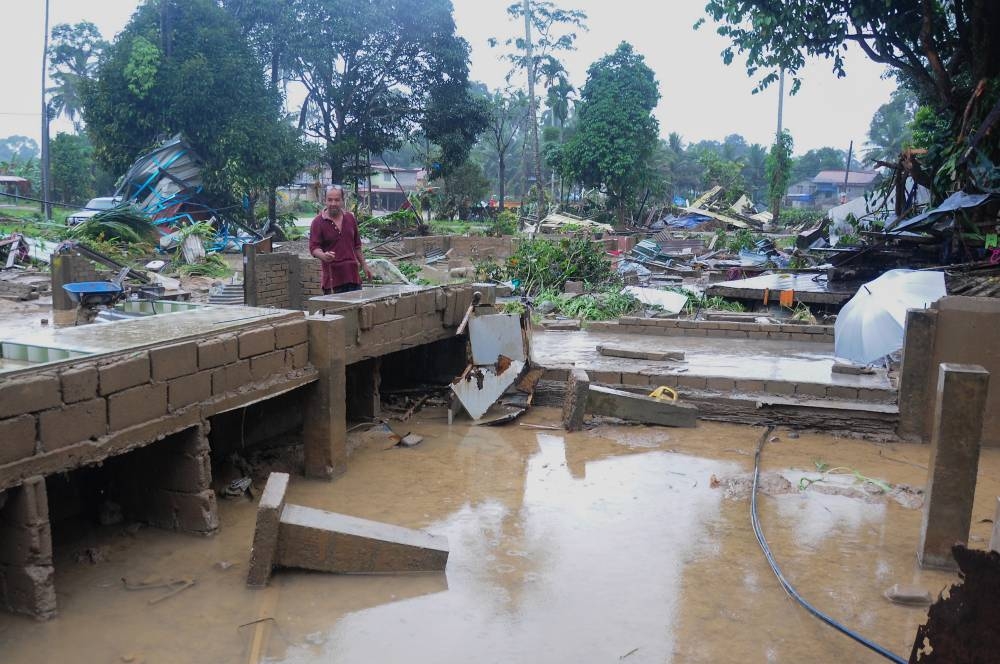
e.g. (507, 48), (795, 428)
(307, 284), (494, 365)
(0, 315), (316, 492)
(591, 317), (836, 344)
(253, 253), (295, 309)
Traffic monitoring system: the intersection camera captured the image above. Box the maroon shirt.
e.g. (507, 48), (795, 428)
(309, 211), (362, 290)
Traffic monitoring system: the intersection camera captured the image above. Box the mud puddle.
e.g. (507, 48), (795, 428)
(1, 412), (997, 663)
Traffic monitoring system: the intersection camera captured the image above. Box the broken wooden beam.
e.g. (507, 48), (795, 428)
(596, 344), (685, 361)
(247, 472), (449, 586)
(586, 384), (698, 427)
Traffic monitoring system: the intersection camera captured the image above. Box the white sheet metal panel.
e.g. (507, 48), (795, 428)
(469, 314), (526, 364)
(451, 360), (525, 420)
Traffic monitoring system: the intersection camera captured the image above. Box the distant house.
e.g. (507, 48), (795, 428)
(0, 175), (30, 202)
(786, 170), (881, 211)
(356, 165), (427, 211)
(291, 163), (426, 210)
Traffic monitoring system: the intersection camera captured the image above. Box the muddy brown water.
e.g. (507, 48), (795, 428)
(1, 411), (997, 663)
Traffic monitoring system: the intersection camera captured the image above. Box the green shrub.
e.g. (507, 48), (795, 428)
(474, 236), (614, 295)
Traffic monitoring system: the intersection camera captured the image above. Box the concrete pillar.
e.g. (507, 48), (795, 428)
(117, 426), (220, 535)
(897, 308), (938, 441)
(562, 368), (590, 432)
(0, 477), (56, 620)
(50, 254), (80, 327)
(346, 358), (381, 421)
(990, 497), (1000, 554)
(918, 363), (990, 570)
(242, 242), (258, 307)
(303, 315), (347, 479)
(247, 472), (288, 587)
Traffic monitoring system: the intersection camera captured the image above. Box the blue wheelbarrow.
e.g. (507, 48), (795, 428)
(62, 281), (125, 308)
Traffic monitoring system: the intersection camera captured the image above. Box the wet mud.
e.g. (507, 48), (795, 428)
(1, 410), (997, 663)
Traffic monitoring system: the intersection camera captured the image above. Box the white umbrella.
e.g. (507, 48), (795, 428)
(834, 269), (946, 364)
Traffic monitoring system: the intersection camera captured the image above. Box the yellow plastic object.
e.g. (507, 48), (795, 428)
(648, 386), (678, 402)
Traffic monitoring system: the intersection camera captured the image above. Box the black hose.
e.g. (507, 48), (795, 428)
(751, 427), (908, 664)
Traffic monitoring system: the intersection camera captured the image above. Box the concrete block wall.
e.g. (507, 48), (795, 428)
(307, 284), (493, 366)
(898, 297), (1000, 446)
(345, 284), (492, 365)
(114, 426), (219, 535)
(253, 253), (298, 309)
(596, 317), (835, 344)
(541, 367), (896, 404)
(0, 477), (55, 619)
(0, 315), (315, 492)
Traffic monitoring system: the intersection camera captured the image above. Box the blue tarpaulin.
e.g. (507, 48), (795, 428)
(666, 214), (711, 229)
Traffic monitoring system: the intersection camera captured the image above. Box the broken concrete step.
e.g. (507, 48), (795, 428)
(248, 472), (448, 586)
(277, 505), (449, 575)
(587, 384), (698, 427)
(596, 344), (685, 361)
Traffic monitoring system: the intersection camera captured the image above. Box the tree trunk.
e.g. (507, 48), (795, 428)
(498, 152), (506, 210)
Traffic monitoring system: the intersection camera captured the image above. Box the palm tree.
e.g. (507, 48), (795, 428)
(47, 22), (107, 132)
(864, 88), (917, 164)
(545, 76), (574, 139)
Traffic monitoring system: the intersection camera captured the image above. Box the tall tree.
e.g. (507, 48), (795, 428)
(766, 130), (794, 218)
(82, 0), (309, 215)
(0, 136), (39, 163)
(220, 0), (302, 223)
(864, 87), (918, 164)
(50, 132), (97, 203)
(699, 0), (1000, 196)
(741, 143), (768, 203)
(47, 22), (107, 132)
(484, 89), (529, 210)
(492, 0), (587, 216)
(562, 42), (660, 224)
(291, 0), (482, 186)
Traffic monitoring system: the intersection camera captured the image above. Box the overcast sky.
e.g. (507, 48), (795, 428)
(3, 0), (897, 157)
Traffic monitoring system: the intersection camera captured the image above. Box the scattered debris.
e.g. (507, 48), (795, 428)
(597, 344), (685, 361)
(884, 583), (933, 606)
(909, 546), (1000, 662)
(122, 576), (197, 604)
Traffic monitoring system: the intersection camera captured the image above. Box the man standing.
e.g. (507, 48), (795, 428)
(309, 185), (373, 294)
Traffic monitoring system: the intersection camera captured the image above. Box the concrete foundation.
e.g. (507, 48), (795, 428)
(248, 472), (449, 586)
(562, 368), (590, 431)
(918, 363), (990, 570)
(0, 478), (55, 620)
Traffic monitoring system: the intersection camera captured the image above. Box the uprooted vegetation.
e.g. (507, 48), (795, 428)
(474, 236), (615, 294)
(535, 288), (642, 321)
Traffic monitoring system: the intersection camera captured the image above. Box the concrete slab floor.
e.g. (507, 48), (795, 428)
(0, 305), (292, 355)
(533, 328), (893, 389)
(2, 409), (997, 663)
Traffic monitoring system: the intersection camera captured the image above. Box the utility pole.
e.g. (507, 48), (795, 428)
(522, 0), (544, 221)
(843, 140), (854, 202)
(40, 0), (52, 219)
